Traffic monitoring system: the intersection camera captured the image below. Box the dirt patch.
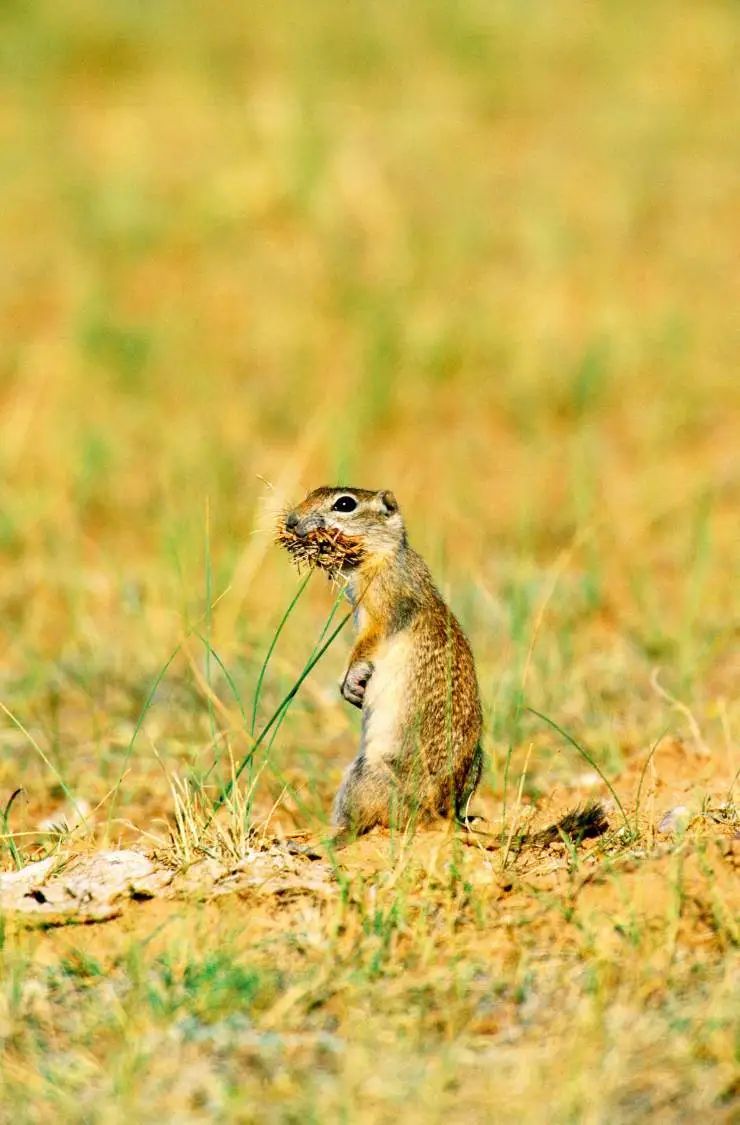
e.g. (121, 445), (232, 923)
(0, 842), (336, 927)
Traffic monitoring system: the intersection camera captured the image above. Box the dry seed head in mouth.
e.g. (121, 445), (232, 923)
(275, 514), (366, 579)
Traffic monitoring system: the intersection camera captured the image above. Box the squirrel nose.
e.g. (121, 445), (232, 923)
(285, 511), (306, 536)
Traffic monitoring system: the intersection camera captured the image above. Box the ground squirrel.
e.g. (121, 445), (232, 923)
(279, 486), (483, 836)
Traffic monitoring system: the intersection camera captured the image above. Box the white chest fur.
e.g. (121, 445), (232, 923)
(361, 631), (412, 764)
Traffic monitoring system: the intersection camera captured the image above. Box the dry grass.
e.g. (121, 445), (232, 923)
(275, 520), (367, 578)
(0, 0), (738, 1120)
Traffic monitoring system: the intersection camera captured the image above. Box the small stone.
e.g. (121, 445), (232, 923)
(573, 772), (601, 789)
(657, 806), (691, 834)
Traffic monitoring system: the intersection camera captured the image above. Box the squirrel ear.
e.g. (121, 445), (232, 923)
(379, 490), (398, 514)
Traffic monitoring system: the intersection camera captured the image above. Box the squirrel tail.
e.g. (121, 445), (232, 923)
(530, 800), (609, 846)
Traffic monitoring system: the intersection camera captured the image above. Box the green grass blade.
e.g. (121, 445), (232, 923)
(0, 702), (89, 831)
(311, 582), (349, 652)
(1, 787), (24, 869)
(209, 604), (353, 820)
(194, 632), (248, 787)
(106, 644), (182, 829)
(204, 499), (217, 740)
(634, 726), (670, 834)
(194, 631), (249, 726)
(250, 572), (312, 736)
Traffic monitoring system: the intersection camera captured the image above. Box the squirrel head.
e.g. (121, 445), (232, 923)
(283, 486), (406, 569)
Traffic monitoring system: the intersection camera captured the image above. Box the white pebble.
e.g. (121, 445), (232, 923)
(657, 806), (691, 834)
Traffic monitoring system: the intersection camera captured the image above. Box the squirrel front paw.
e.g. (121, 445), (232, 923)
(340, 661), (374, 709)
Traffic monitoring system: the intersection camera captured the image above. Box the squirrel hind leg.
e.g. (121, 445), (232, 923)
(333, 755), (435, 835)
(332, 756), (388, 836)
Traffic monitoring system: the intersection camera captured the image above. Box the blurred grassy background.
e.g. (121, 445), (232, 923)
(1, 4), (739, 1122)
(0, 0), (738, 829)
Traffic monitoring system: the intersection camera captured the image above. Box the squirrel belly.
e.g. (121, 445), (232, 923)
(359, 632), (413, 766)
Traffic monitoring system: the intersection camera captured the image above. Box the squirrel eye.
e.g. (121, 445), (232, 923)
(332, 495), (357, 513)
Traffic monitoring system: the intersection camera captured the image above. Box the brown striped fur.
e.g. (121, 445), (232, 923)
(281, 486), (483, 836)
